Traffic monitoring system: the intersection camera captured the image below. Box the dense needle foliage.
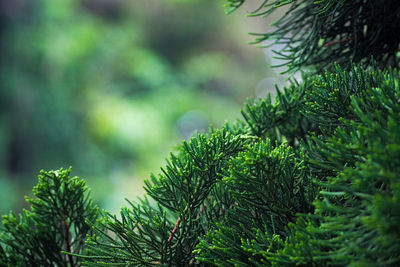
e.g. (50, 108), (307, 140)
(0, 169), (98, 266)
(227, 0), (400, 73)
(1, 0), (400, 266)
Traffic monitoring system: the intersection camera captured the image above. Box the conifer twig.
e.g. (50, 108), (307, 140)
(168, 218), (181, 243)
(62, 219), (75, 267)
(323, 37), (353, 47)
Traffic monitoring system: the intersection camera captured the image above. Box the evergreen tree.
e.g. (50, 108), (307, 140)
(1, 0), (400, 266)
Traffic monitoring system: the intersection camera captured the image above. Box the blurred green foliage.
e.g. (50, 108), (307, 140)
(0, 0), (269, 212)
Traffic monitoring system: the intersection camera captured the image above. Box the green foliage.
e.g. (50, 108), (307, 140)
(0, 168), (99, 266)
(229, 0), (400, 73)
(273, 66), (400, 266)
(224, 140), (315, 229)
(194, 140), (315, 266)
(79, 64), (400, 266)
(81, 127), (254, 265)
(194, 65), (400, 266)
(242, 79), (313, 145)
(1, 0), (400, 266)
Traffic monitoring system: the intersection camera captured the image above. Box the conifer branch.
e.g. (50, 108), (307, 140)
(230, 0), (400, 73)
(0, 168), (99, 266)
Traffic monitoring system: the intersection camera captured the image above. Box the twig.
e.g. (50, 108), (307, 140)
(324, 37), (353, 47)
(62, 220), (75, 267)
(167, 218), (181, 243)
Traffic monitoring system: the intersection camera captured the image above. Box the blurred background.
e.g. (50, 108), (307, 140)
(0, 0), (283, 213)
